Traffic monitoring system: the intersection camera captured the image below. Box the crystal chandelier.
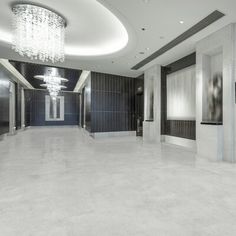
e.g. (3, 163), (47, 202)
(12, 4), (66, 63)
(34, 74), (68, 100)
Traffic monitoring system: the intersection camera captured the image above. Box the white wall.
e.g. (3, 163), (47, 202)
(167, 66), (196, 120)
(196, 24), (236, 162)
(142, 24), (236, 161)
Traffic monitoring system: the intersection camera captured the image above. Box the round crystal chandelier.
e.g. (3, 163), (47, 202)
(34, 75), (68, 100)
(12, 4), (66, 63)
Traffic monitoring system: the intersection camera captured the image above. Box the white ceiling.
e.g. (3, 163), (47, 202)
(0, 0), (236, 77)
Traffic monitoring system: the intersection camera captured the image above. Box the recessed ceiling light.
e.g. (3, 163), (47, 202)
(179, 20), (184, 24)
(146, 47), (150, 51)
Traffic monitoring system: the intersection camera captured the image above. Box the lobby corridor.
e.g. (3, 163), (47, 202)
(0, 127), (236, 235)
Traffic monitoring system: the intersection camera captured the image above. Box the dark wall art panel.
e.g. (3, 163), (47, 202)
(202, 53), (223, 124)
(24, 89), (80, 126)
(207, 73), (223, 122)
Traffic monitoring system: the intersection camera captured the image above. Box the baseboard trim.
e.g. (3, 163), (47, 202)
(91, 131), (136, 139)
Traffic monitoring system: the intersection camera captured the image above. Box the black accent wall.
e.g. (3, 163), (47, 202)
(0, 77), (10, 135)
(161, 53), (196, 140)
(10, 60), (82, 91)
(25, 89), (80, 126)
(82, 76), (92, 132)
(165, 120), (196, 140)
(88, 72), (143, 133)
(135, 74), (144, 121)
(15, 82), (22, 130)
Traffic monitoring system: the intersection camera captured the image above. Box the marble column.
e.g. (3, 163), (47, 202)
(196, 24), (236, 162)
(143, 64), (161, 142)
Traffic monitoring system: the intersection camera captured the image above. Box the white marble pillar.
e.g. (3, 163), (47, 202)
(196, 24), (236, 162)
(143, 64), (161, 142)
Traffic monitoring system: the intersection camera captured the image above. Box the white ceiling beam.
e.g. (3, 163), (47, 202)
(0, 59), (34, 89)
(73, 70), (90, 92)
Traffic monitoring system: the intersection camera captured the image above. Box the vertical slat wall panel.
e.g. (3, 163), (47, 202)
(15, 82), (22, 130)
(0, 77), (10, 135)
(24, 89), (80, 126)
(165, 120), (196, 140)
(90, 72), (137, 133)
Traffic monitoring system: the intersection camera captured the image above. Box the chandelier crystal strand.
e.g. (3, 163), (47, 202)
(34, 74), (68, 100)
(12, 4), (66, 63)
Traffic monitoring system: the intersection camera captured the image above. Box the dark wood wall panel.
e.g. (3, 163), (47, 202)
(25, 89), (31, 127)
(10, 61), (82, 91)
(161, 67), (167, 135)
(165, 120), (196, 140)
(24, 89), (80, 126)
(0, 77), (10, 135)
(135, 75), (144, 121)
(84, 78), (91, 132)
(90, 72), (138, 133)
(15, 82), (22, 130)
(161, 53), (196, 140)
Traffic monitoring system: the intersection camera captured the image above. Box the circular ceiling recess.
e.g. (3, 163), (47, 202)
(0, 0), (129, 57)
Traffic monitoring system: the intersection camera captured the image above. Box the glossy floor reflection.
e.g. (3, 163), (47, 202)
(0, 127), (236, 236)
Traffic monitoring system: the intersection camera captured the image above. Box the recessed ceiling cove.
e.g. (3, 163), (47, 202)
(0, 0), (129, 57)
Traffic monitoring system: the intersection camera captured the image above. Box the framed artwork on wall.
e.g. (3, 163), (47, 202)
(202, 52), (223, 124)
(45, 95), (64, 121)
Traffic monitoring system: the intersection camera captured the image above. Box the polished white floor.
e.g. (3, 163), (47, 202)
(0, 127), (236, 236)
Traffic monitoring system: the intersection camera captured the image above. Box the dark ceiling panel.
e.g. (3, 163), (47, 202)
(10, 60), (82, 91)
(132, 10), (225, 70)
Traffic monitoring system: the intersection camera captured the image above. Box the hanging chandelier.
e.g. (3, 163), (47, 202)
(34, 74), (68, 100)
(12, 3), (66, 63)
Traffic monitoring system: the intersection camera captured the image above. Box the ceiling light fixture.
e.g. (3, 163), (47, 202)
(12, 4), (66, 63)
(34, 74), (68, 100)
(179, 20), (184, 24)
